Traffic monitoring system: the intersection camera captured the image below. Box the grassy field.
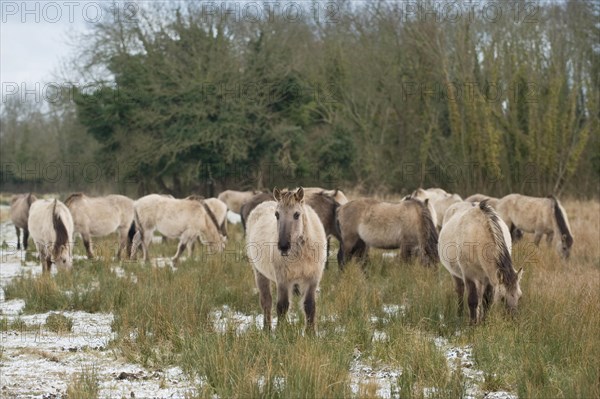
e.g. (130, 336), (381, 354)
(3, 199), (599, 398)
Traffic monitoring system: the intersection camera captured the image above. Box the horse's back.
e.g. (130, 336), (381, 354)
(10, 194), (36, 228)
(340, 198), (420, 249)
(29, 199), (74, 244)
(497, 194), (552, 233)
(440, 205), (507, 283)
(442, 201), (475, 225)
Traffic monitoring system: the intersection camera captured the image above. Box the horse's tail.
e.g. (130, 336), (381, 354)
(52, 199), (69, 256)
(130, 209), (143, 259)
(548, 195), (573, 248)
(126, 219), (136, 254)
(480, 200), (517, 288)
(26, 193), (36, 206)
(201, 200), (222, 238)
(334, 205), (346, 269)
(240, 203), (248, 233)
(420, 199), (439, 266)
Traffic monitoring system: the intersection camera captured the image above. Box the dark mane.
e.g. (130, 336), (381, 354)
(64, 192), (85, 206)
(480, 201), (517, 289)
(185, 194), (205, 201)
(52, 200), (69, 256)
(420, 199), (439, 265)
(201, 201), (221, 237)
(548, 195), (574, 248)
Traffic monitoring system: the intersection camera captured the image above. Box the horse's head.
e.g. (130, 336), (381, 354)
(53, 244), (73, 270)
(497, 268), (523, 314)
(273, 187), (306, 256)
(556, 234), (573, 259)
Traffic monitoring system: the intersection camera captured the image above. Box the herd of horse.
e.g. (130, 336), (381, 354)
(9, 186), (574, 330)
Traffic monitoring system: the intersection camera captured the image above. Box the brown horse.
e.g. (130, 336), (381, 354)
(28, 199), (74, 272)
(495, 194), (574, 258)
(9, 193), (37, 250)
(65, 193), (135, 259)
(439, 201), (523, 324)
(336, 197), (439, 268)
(245, 187), (327, 334)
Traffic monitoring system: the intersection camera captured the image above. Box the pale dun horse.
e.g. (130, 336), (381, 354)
(131, 194), (225, 265)
(217, 190), (261, 214)
(495, 194), (574, 258)
(28, 199), (74, 272)
(439, 201), (523, 324)
(246, 187), (327, 335)
(336, 198), (439, 268)
(65, 193), (135, 259)
(10, 193), (38, 250)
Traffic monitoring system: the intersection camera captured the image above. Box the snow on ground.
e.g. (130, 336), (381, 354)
(0, 218), (518, 398)
(0, 221), (200, 398)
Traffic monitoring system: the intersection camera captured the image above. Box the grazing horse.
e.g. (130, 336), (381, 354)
(131, 194), (225, 265)
(336, 197), (439, 268)
(410, 188), (462, 231)
(186, 196), (228, 238)
(245, 187), (327, 334)
(65, 193), (135, 259)
(28, 199), (74, 272)
(217, 190), (261, 214)
(9, 193), (37, 250)
(495, 194), (574, 258)
(438, 201), (523, 324)
(204, 198), (228, 238)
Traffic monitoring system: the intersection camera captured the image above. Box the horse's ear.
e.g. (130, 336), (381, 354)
(273, 187), (281, 201)
(517, 268), (524, 282)
(295, 187), (304, 202)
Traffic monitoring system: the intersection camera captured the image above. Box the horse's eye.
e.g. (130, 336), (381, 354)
(294, 212), (300, 220)
(275, 211), (279, 220)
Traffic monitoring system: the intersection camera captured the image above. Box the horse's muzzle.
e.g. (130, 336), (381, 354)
(278, 241), (291, 256)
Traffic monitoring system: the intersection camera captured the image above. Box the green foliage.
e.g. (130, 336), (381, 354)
(1, 1), (598, 196)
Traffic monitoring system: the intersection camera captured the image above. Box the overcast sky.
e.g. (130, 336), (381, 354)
(0, 1), (117, 101)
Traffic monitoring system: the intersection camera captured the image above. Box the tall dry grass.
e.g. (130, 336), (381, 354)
(2, 199), (598, 398)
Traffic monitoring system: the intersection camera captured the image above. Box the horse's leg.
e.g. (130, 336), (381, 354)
(276, 284), (290, 326)
(533, 232), (542, 246)
(324, 236), (331, 269)
(453, 276), (465, 317)
(482, 283), (495, 319)
(82, 232), (94, 259)
(510, 224), (523, 242)
(171, 238), (188, 266)
(545, 232), (554, 246)
(142, 230), (153, 262)
(15, 226), (21, 250)
(116, 227), (129, 260)
(23, 228), (30, 251)
(43, 251), (52, 273)
(465, 279), (480, 325)
(303, 283), (317, 336)
(254, 269), (272, 331)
